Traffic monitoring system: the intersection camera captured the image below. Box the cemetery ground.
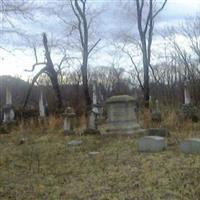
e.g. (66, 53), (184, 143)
(1, 111), (200, 200)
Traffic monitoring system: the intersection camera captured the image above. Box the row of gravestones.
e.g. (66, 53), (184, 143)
(138, 135), (200, 155)
(0, 88), (47, 124)
(67, 136), (200, 155)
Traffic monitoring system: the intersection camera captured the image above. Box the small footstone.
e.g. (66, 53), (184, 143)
(138, 136), (166, 152)
(180, 138), (200, 154)
(68, 140), (82, 146)
(88, 151), (99, 156)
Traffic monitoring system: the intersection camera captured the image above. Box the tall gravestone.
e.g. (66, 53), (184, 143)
(105, 95), (140, 134)
(184, 82), (191, 104)
(39, 91), (45, 117)
(3, 88), (15, 123)
(181, 81), (198, 122)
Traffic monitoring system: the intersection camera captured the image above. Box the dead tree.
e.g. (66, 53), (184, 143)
(136, 0), (167, 107)
(70, 0), (101, 114)
(23, 33), (63, 110)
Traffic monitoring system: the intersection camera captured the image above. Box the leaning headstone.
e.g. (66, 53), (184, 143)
(180, 138), (200, 154)
(148, 128), (169, 137)
(105, 95), (141, 134)
(3, 88), (15, 123)
(63, 107), (76, 135)
(138, 136), (166, 152)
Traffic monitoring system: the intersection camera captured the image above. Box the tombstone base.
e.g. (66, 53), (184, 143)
(106, 121), (140, 134)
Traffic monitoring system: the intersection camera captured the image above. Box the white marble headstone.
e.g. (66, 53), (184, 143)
(39, 91), (45, 117)
(184, 83), (191, 104)
(6, 88), (12, 105)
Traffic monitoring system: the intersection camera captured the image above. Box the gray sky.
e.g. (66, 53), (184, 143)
(0, 0), (200, 79)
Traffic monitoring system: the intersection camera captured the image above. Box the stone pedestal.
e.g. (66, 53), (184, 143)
(63, 107), (76, 135)
(105, 95), (140, 134)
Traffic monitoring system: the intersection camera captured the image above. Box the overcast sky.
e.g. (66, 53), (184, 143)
(0, 0), (200, 79)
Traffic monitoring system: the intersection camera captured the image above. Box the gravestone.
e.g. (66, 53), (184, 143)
(39, 91), (45, 117)
(3, 88), (15, 123)
(151, 99), (162, 122)
(181, 82), (198, 122)
(92, 82), (101, 116)
(63, 107), (76, 135)
(105, 95), (140, 134)
(88, 110), (98, 130)
(184, 82), (191, 105)
(68, 140), (82, 146)
(84, 83), (101, 134)
(138, 136), (166, 152)
(180, 138), (200, 154)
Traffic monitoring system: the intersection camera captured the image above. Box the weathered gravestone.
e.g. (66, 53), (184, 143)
(180, 138), (200, 154)
(63, 107), (76, 135)
(88, 110), (98, 130)
(3, 88), (15, 123)
(184, 81), (191, 105)
(68, 140), (82, 146)
(83, 83), (101, 135)
(105, 95), (140, 134)
(39, 91), (46, 118)
(150, 98), (162, 122)
(138, 136), (167, 152)
(180, 83), (198, 122)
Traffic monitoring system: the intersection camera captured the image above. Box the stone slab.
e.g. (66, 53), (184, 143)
(180, 138), (200, 154)
(68, 140), (82, 146)
(88, 151), (99, 156)
(138, 136), (166, 152)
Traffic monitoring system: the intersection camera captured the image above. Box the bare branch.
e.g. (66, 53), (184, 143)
(24, 62), (46, 72)
(88, 38), (101, 55)
(152, 0), (167, 19)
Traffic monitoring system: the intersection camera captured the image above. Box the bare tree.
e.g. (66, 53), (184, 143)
(0, 0), (36, 52)
(70, 0), (101, 115)
(23, 33), (66, 110)
(135, 0), (167, 107)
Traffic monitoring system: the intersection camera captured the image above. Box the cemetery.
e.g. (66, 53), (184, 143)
(1, 0), (200, 199)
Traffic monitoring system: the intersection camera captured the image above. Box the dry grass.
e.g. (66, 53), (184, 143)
(1, 127), (200, 199)
(1, 108), (200, 199)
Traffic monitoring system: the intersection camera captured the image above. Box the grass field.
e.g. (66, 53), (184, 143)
(1, 124), (200, 200)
